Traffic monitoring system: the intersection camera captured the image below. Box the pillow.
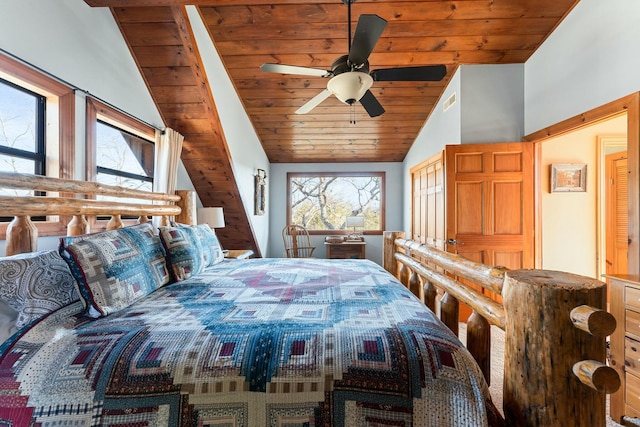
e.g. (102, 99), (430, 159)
(0, 250), (79, 329)
(191, 224), (225, 267)
(158, 225), (206, 281)
(170, 222), (224, 267)
(59, 222), (170, 318)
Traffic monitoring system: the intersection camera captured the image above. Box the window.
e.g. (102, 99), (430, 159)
(287, 172), (385, 235)
(0, 53), (74, 237)
(0, 78), (46, 182)
(95, 120), (154, 192)
(86, 98), (155, 193)
(86, 98), (156, 225)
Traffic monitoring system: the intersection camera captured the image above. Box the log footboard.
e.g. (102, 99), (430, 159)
(383, 231), (619, 427)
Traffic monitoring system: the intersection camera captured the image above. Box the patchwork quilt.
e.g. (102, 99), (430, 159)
(0, 258), (502, 426)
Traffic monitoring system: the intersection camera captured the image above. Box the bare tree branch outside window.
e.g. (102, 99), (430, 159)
(288, 172), (384, 233)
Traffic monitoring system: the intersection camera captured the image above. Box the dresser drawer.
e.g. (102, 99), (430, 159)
(627, 286), (640, 311)
(626, 337), (640, 375)
(626, 309), (640, 339)
(627, 372), (640, 412)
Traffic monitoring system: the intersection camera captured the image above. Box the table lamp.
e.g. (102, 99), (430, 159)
(345, 216), (364, 240)
(198, 207), (225, 229)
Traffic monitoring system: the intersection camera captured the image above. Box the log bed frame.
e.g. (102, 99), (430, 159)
(0, 171), (621, 426)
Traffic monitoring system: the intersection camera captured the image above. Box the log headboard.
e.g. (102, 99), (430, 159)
(0, 171), (196, 255)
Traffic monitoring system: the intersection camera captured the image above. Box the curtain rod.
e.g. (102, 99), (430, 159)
(0, 48), (163, 132)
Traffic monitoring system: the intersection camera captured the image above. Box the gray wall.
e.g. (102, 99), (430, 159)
(524, 0), (640, 134)
(460, 64), (524, 144)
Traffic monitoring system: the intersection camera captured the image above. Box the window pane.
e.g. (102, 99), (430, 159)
(289, 174), (382, 231)
(0, 153), (36, 175)
(96, 121), (153, 178)
(96, 171), (152, 192)
(0, 80), (38, 153)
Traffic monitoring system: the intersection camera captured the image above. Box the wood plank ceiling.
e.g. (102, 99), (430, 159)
(85, 0), (579, 256)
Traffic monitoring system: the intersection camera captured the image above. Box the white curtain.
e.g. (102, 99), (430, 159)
(153, 127), (184, 227)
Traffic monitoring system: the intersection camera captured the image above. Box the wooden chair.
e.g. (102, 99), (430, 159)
(282, 224), (315, 258)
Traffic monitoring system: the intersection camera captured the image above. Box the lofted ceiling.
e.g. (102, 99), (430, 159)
(84, 0), (579, 254)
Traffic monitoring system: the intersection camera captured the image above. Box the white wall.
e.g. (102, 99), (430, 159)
(186, 7), (271, 255)
(540, 115), (626, 277)
(525, 0), (640, 134)
(0, 0), (163, 128)
(269, 163), (404, 264)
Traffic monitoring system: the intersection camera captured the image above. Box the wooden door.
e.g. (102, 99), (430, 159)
(411, 153), (445, 249)
(445, 142), (535, 310)
(606, 152), (628, 278)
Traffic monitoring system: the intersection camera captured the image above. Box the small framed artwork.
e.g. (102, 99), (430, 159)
(550, 163), (587, 192)
(254, 169), (267, 215)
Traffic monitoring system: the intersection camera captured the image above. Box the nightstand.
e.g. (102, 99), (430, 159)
(224, 249), (254, 259)
(325, 239), (366, 259)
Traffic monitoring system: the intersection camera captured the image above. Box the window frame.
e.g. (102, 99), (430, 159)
(0, 78), (46, 176)
(85, 97), (157, 229)
(0, 53), (75, 239)
(286, 171), (386, 236)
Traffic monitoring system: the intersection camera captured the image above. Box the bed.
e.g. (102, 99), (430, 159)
(0, 221), (502, 426)
(0, 171), (619, 426)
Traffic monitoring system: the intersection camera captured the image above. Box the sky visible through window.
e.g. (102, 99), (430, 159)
(0, 81), (38, 160)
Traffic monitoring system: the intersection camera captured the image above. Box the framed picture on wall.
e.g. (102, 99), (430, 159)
(550, 163), (587, 192)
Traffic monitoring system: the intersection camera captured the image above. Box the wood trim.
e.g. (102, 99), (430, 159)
(525, 92), (640, 274)
(86, 97), (156, 140)
(0, 53), (71, 96)
(533, 141), (543, 268)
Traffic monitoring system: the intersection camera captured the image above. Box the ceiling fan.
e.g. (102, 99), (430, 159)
(260, 0), (447, 118)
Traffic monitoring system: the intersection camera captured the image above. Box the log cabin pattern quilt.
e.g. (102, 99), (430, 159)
(0, 258), (502, 426)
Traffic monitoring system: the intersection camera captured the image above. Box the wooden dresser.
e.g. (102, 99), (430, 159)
(608, 274), (640, 422)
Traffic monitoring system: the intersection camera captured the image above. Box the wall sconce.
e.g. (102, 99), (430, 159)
(255, 169), (267, 216)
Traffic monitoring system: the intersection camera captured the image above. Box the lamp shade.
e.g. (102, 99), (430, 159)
(198, 207), (225, 228)
(327, 72), (373, 105)
(345, 216), (365, 228)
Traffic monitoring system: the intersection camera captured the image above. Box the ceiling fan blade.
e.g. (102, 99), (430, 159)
(348, 14), (387, 67)
(370, 65), (447, 82)
(295, 89), (332, 114)
(260, 63), (331, 78)
(360, 90), (385, 117)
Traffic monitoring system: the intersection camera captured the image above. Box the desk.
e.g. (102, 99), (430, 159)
(224, 249), (254, 259)
(325, 241), (366, 259)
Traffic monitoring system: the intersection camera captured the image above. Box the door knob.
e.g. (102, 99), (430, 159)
(447, 239), (463, 245)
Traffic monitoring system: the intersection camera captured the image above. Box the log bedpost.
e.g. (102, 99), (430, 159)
(67, 215), (88, 236)
(440, 292), (459, 336)
(383, 231), (405, 277)
(5, 216), (38, 256)
(467, 310), (491, 384)
(502, 269), (613, 427)
(106, 214), (123, 230)
(175, 190), (196, 225)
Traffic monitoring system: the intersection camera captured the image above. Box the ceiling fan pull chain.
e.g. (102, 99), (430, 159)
(350, 104), (356, 124)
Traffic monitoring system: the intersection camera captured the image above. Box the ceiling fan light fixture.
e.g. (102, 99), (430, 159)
(327, 72), (373, 105)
